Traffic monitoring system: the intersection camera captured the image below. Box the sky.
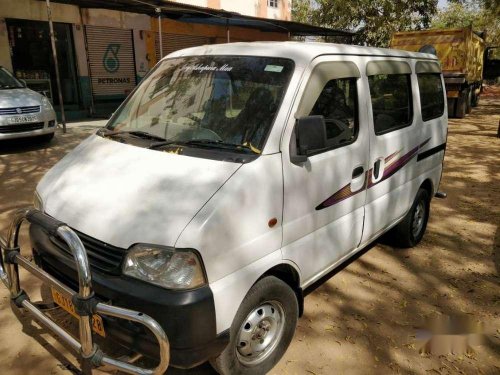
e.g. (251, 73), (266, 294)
(438, 0), (448, 9)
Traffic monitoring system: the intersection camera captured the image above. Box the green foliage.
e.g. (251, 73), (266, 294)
(291, 0), (439, 47)
(431, 1), (499, 45)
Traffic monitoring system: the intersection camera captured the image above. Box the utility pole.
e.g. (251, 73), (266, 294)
(46, 0), (66, 132)
(156, 8), (163, 59)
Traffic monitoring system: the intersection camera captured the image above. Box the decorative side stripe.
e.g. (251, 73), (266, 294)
(417, 142), (446, 161)
(315, 172), (368, 210)
(316, 137), (432, 210)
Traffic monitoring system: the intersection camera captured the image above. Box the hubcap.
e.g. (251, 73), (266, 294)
(236, 301), (285, 366)
(412, 200), (425, 237)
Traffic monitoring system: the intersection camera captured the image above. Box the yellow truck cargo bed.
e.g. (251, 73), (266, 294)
(391, 26), (485, 118)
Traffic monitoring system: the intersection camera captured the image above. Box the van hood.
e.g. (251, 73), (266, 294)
(0, 88), (43, 107)
(37, 134), (241, 249)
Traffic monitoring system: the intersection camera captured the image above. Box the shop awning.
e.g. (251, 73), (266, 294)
(42, 0), (355, 38)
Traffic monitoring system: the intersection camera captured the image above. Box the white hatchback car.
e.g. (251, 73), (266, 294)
(0, 66), (56, 141)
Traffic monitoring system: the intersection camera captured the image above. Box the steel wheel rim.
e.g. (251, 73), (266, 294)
(412, 200), (425, 237)
(236, 300), (285, 366)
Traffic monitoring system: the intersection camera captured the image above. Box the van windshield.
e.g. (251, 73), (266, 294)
(106, 56), (294, 154)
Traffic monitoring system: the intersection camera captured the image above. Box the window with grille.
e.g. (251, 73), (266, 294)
(268, 0), (278, 8)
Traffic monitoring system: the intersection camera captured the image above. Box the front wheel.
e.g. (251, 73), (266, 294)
(389, 188), (430, 248)
(210, 276), (298, 375)
(38, 132), (54, 143)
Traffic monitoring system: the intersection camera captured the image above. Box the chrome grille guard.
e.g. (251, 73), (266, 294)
(0, 208), (170, 375)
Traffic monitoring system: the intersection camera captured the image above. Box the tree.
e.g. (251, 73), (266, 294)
(432, 1), (500, 45)
(292, 0), (439, 47)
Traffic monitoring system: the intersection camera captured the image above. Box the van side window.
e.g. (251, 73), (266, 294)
(309, 78), (358, 148)
(368, 74), (413, 135)
(417, 73), (444, 121)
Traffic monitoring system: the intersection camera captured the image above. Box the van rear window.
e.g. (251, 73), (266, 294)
(417, 73), (444, 121)
(368, 74), (413, 135)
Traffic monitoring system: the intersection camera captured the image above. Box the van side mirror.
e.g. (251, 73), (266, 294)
(19, 79), (27, 88)
(291, 115), (327, 163)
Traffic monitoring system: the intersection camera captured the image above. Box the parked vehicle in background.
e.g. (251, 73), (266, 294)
(391, 26), (485, 118)
(484, 46), (500, 82)
(0, 66), (56, 141)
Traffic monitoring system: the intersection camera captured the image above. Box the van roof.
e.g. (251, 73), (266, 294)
(167, 41), (438, 66)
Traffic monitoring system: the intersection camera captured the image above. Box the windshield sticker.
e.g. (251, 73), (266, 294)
(182, 64), (233, 72)
(264, 65), (284, 73)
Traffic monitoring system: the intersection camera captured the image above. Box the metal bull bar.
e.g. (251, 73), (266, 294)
(0, 208), (170, 375)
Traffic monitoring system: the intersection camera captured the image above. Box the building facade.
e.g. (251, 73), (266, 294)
(173, 0), (292, 20)
(0, 0), (292, 118)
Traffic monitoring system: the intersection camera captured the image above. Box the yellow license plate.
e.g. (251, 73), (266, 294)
(51, 287), (106, 337)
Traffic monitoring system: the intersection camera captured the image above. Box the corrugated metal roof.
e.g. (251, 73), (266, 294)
(43, 0), (355, 37)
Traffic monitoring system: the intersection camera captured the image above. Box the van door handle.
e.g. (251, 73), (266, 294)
(373, 160), (381, 179)
(352, 166), (364, 179)
(372, 157), (385, 183)
(351, 165), (366, 192)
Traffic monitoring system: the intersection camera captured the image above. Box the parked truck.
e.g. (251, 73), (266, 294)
(391, 26), (485, 118)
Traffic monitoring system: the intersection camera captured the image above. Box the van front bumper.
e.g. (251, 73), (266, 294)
(29, 223), (229, 369)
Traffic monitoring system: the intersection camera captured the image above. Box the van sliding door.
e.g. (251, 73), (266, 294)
(362, 59), (419, 243)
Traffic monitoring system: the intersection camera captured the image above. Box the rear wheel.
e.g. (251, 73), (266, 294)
(389, 188), (430, 248)
(465, 87), (472, 114)
(454, 91), (467, 118)
(210, 276), (298, 375)
(471, 86), (480, 107)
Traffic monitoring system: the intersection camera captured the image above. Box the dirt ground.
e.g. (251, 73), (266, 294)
(0, 97), (498, 375)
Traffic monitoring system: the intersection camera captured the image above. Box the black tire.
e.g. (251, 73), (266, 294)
(471, 89), (480, 107)
(465, 87), (472, 114)
(389, 188), (430, 248)
(210, 276), (298, 375)
(38, 132), (54, 143)
(454, 93), (467, 118)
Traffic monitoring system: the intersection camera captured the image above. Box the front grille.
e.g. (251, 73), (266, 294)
(0, 122), (44, 133)
(50, 230), (127, 275)
(0, 105), (40, 115)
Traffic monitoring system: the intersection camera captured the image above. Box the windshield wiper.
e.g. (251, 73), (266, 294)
(101, 130), (166, 142)
(150, 139), (256, 153)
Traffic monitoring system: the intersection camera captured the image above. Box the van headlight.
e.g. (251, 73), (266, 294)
(122, 244), (206, 289)
(33, 191), (44, 212)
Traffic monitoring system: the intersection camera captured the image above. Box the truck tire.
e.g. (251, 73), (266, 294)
(465, 87), (472, 114)
(455, 91), (467, 118)
(389, 188), (430, 248)
(210, 276), (298, 375)
(471, 87), (480, 107)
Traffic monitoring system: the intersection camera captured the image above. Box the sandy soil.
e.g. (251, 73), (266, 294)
(0, 97), (498, 375)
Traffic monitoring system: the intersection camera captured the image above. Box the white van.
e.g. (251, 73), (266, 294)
(3, 42), (447, 375)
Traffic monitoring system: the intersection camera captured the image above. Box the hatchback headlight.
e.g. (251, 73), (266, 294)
(41, 96), (53, 111)
(123, 244), (206, 289)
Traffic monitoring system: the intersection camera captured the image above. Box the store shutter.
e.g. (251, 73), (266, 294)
(155, 33), (211, 61)
(85, 26), (136, 98)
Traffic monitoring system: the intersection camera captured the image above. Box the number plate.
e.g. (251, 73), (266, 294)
(9, 115), (38, 123)
(51, 287), (106, 337)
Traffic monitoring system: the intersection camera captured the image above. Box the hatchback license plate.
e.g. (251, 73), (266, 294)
(51, 287), (106, 337)
(9, 115), (37, 123)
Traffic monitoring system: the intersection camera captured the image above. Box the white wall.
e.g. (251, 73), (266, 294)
(220, 0), (258, 16)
